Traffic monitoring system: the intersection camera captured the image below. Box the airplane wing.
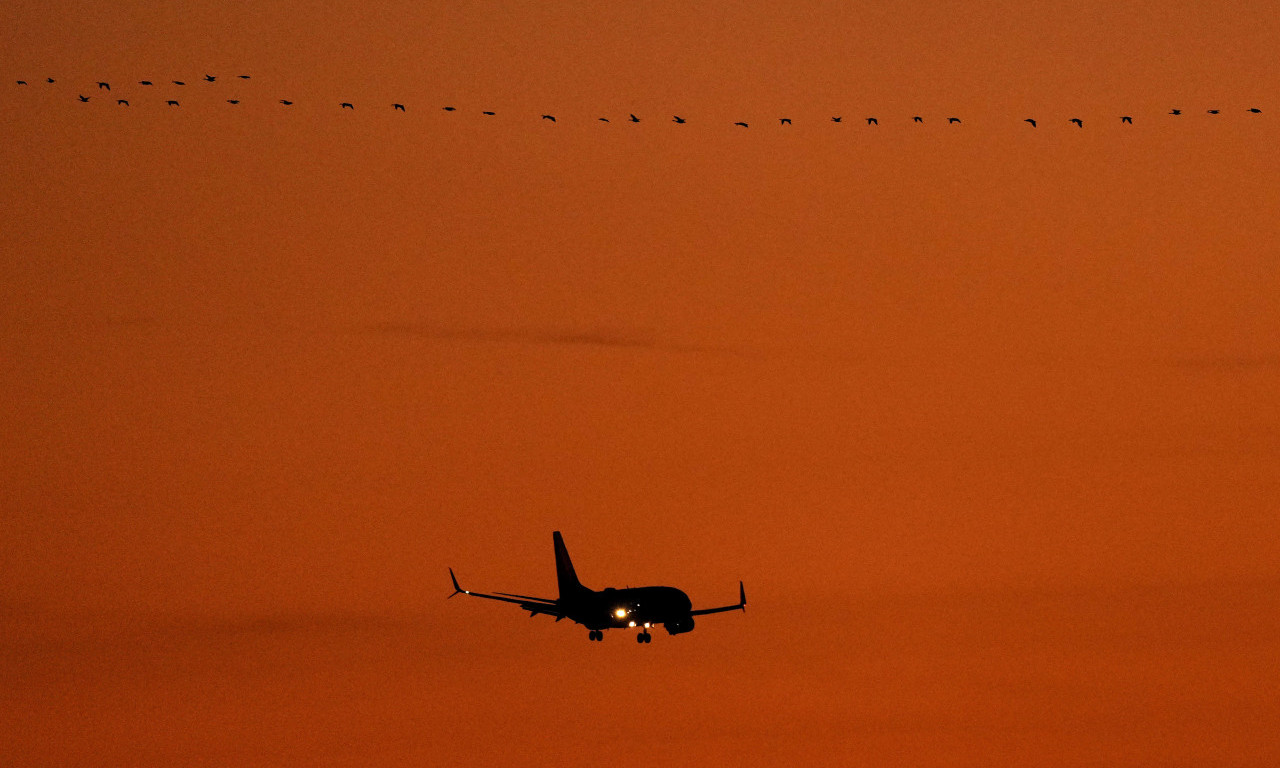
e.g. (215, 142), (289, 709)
(449, 568), (566, 618)
(689, 581), (746, 616)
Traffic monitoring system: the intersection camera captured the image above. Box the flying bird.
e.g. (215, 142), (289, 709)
(866, 117), (877, 125)
(1024, 118), (1036, 127)
(46, 77), (55, 83)
(1169, 108), (1181, 115)
(116, 99), (128, 106)
(238, 74), (251, 79)
(599, 117), (610, 122)
(77, 94), (89, 102)
(16, 80), (26, 85)
(340, 102), (353, 109)
(227, 99), (239, 104)
(443, 106), (456, 111)
(203, 74), (216, 82)
(831, 116), (843, 122)
(139, 80), (152, 85)
(780, 118), (792, 125)
(279, 99), (292, 105)
(172, 80), (185, 85)
(629, 113), (640, 122)
(1121, 115), (1133, 123)
(393, 103), (405, 111)
(1070, 118), (1083, 127)
(167, 100), (179, 106)
(948, 117), (961, 124)
(483, 111), (495, 115)
(542, 114), (556, 121)
(1207, 109), (1220, 114)
(912, 116), (923, 123)
(1248, 108), (1262, 113)
(97, 82), (110, 90)
(733, 121), (749, 127)
(673, 115), (686, 123)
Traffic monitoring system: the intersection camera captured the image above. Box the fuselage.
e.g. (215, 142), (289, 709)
(567, 585), (695, 634)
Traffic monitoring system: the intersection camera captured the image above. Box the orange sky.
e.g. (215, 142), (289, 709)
(3, 1), (1279, 765)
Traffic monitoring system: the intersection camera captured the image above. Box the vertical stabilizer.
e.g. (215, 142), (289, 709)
(553, 531), (586, 598)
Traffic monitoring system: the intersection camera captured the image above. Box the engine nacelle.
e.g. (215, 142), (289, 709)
(664, 616), (695, 635)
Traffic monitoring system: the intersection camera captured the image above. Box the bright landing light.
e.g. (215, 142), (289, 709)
(614, 607), (627, 619)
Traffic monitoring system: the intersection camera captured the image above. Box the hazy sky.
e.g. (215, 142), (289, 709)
(3, 1), (1279, 765)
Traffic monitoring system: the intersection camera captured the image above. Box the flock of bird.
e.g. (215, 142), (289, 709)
(11, 75), (1267, 127)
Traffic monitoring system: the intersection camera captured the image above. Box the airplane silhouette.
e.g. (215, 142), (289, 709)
(449, 532), (745, 643)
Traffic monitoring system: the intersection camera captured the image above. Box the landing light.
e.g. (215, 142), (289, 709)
(614, 607), (627, 619)
(629, 621), (636, 627)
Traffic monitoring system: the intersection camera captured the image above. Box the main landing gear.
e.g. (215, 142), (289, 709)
(636, 631), (651, 644)
(588, 630), (603, 641)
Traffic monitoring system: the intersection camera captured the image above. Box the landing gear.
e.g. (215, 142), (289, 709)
(588, 630), (602, 641)
(636, 631), (651, 644)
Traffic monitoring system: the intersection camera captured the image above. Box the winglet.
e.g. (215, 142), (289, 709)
(448, 567), (466, 598)
(739, 581), (747, 612)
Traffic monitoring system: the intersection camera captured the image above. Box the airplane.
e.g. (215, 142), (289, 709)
(449, 531), (745, 643)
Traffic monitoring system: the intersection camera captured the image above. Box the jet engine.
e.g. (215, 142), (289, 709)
(664, 616), (695, 635)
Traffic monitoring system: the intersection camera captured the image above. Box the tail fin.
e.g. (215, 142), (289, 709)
(553, 531), (587, 599)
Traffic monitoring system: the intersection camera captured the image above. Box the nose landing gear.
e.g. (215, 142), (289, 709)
(588, 630), (603, 641)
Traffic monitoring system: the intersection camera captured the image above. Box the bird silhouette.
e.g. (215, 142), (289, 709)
(227, 99), (239, 105)
(1024, 118), (1036, 127)
(1207, 109), (1220, 114)
(77, 94), (89, 102)
(1121, 115), (1133, 124)
(46, 77), (55, 83)
(1070, 118), (1083, 127)
(279, 99), (293, 105)
(340, 102), (354, 109)
(393, 103), (405, 111)
(172, 80), (185, 85)
(912, 116), (923, 123)
(139, 80), (152, 85)
(599, 117), (610, 122)
(166, 100), (179, 106)
(116, 99), (128, 106)
(831, 116), (843, 122)
(542, 114), (556, 121)
(1169, 108), (1181, 115)
(734, 121), (749, 127)
(948, 117), (961, 124)
(673, 115), (686, 123)
(483, 111), (495, 115)
(238, 74), (251, 79)
(1248, 107), (1262, 113)
(629, 114), (640, 123)
(97, 82), (110, 90)
(443, 106), (456, 111)
(16, 80), (26, 85)
(866, 117), (877, 125)
(204, 75), (216, 82)
(780, 118), (791, 125)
